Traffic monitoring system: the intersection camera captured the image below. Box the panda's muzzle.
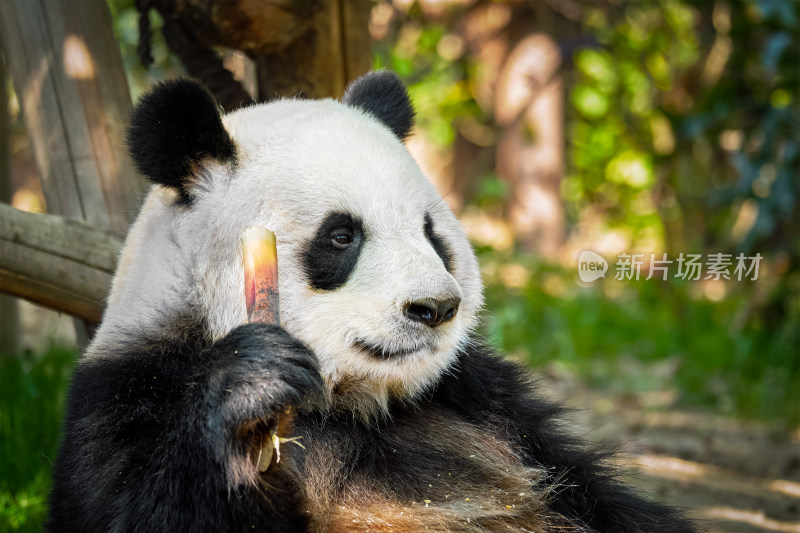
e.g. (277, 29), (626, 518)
(403, 297), (460, 328)
(350, 296), (459, 359)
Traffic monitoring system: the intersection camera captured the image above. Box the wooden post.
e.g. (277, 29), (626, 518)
(0, 0), (144, 236)
(0, 50), (19, 357)
(0, 0), (146, 340)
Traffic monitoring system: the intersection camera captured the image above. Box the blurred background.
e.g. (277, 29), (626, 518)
(1, 0), (798, 531)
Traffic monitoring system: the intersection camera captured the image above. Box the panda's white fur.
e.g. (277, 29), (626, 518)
(96, 98), (482, 419)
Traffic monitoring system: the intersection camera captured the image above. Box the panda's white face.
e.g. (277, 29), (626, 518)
(100, 75), (482, 418)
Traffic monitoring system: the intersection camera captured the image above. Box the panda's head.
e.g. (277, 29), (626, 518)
(105, 72), (482, 418)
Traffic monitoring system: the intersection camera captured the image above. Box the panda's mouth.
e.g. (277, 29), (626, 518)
(352, 339), (428, 359)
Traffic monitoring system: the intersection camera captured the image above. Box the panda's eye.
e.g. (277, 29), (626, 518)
(330, 228), (354, 249)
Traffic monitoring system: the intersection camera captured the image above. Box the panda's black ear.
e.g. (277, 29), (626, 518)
(126, 78), (235, 203)
(342, 71), (415, 141)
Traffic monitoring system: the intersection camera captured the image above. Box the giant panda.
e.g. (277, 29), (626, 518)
(47, 72), (698, 532)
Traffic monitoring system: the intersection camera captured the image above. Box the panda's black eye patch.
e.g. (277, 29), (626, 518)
(304, 213), (364, 291)
(424, 213), (452, 272)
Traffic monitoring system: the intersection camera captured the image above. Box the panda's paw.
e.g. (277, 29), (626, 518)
(209, 323), (325, 435)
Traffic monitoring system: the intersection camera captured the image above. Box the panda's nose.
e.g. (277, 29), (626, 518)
(403, 297), (460, 327)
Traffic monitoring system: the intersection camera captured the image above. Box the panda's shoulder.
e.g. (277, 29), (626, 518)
(430, 343), (563, 422)
(69, 315), (208, 415)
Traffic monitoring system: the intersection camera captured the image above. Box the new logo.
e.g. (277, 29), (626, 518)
(578, 250), (608, 283)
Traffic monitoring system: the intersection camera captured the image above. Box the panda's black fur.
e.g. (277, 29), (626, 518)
(47, 72), (699, 532)
(48, 321), (318, 532)
(342, 69), (415, 141)
(126, 79), (236, 204)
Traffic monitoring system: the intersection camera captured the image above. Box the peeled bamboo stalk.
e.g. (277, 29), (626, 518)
(241, 226), (279, 325)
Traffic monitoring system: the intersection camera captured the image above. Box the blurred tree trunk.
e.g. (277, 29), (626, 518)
(0, 0), (146, 344)
(255, 0), (372, 99)
(495, 31), (565, 258)
(0, 51), (20, 358)
(492, 3), (575, 258)
(450, 2), (578, 258)
(149, 0), (371, 106)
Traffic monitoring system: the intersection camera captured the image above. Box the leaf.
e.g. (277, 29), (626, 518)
(757, 0), (798, 26)
(571, 84), (610, 120)
(762, 32), (792, 73)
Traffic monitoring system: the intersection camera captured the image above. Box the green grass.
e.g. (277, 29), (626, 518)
(480, 251), (800, 427)
(0, 345), (77, 532)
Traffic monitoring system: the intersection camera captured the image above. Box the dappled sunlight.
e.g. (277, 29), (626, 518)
(499, 263), (530, 291)
(700, 507), (800, 533)
(495, 33), (565, 258)
(11, 188), (44, 213)
(768, 481), (800, 499)
(22, 57), (49, 148)
(604, 151), (653, 189)
(636, 454), (710, 478)
(63, 34), (95, 79)
(508, 181), (564, 257)
(732, 199), (759, 242)
(702, 279), (727, 302)
(460, 208), (514, 251)
(621, 409), (773, 434)
(494, 34), (560, 124)
(636, 454), (800, 503)
(540, 273), (568, 298)
(700, 5), (733, 89)
(565, 225), (631, 265)
(649, 113), (675, 155)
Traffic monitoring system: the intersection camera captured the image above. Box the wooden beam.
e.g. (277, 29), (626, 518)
(0, 202), (122, 323)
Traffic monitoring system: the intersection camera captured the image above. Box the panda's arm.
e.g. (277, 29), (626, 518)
(47, 323), (322, 533)
(432, 345), (699, 533)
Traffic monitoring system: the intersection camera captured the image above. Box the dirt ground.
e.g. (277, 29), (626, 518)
(543, 370), (800, 533)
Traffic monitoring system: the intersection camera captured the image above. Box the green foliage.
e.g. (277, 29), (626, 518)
(374, 18), (480, 149)
(572, 0), (799, 259)
(569, 1), (703, 239)
(107, 0), (184, 98)
(0, 346), (77, 532)
(674, 0), (798, 256)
